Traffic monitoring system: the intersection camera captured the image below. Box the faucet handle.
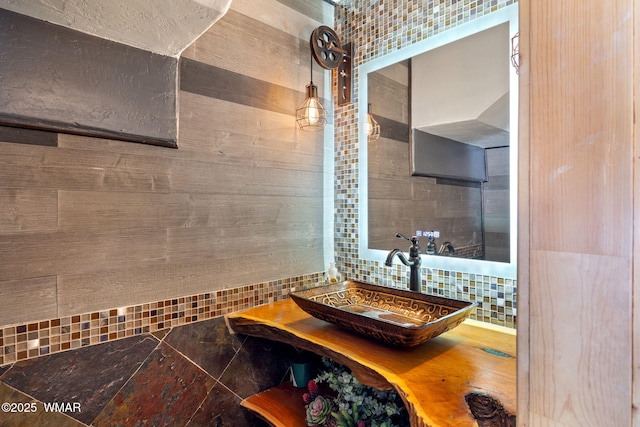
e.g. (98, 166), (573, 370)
(395, 233), (420, 251)
(395, 233), (418, 244)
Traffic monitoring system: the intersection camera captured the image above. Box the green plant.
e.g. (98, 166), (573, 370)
(303, 357), (408, 427)
(306, 395), (334, 426)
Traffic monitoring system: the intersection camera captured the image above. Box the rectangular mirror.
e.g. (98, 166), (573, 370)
(359, 4), (518, 278)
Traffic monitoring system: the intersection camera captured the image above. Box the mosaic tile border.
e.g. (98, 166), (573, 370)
(331, 0), (518, 330)
(0, 273), (323, 367)
(345, 261), (517, 327)
(0, 269), (514, 368)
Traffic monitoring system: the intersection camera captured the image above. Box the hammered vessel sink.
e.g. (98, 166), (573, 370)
(289, 280), (478, 347)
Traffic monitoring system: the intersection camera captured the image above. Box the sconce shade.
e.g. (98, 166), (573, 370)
(296, 82), (327, 131)
(364, 103), (380, 141)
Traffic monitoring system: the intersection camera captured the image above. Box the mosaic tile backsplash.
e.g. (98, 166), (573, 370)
(0, 274), (321, 367)
(331, 0), (518, 329)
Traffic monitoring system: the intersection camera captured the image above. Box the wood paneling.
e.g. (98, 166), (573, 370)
(0, 141), (171, 193)
(186, 7), (318, 92)
(0, 277), (58, 325)
(177, 93), (322, 166)
(521, 0), (635, 425)
(0, 126), (57, 147)
(634, 0), (640, 423)
(0, 0), (327, 326)
(166, 223), (322, 262)
(58, 191), (193, 231)
(530, 251), (631, 425)
(0, 189), (57, 233)
(528, 2), (633, 258)
(516, 0), (531, 421)
(59, 192), (321, 231)
(0, 229), (167, 281)
(57, 247), (321, 316)
(180, 58), (303, 115)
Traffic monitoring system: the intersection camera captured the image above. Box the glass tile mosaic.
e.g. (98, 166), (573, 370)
(331, 0), (518, 330)
(0, 273), (322, 367)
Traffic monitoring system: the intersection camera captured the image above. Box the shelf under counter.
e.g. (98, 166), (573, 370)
(227, 298), (516, 427)
(240, 381), (308, 427)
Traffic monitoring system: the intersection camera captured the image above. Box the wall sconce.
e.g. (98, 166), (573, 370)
(296, 25), (352, 131)
(364, 103), (380, 141)
(511, 32), (520, 74)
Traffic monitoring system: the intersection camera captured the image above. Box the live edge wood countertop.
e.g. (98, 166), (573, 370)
(226, 298), (516, 427)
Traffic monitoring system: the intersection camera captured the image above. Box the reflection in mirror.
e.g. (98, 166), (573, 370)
(359, 5), (518, 278)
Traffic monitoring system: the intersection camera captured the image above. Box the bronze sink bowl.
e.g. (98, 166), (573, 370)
(289, 280), (478, 347)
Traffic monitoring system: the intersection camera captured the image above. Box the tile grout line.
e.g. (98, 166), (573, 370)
(84, 333), (163, 427)
(0, 273), (324, 368)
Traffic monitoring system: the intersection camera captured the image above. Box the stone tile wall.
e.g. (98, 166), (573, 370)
(0, 316), (293, 426)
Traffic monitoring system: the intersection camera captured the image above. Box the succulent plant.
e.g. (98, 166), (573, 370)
(304, 380), (320, 405)
(306, 395), (333, 426)
(308, 380), (320, 399)
(302, 358), (408, 427)
(331, 402), (364, 427)
(314, 358), (408, 427)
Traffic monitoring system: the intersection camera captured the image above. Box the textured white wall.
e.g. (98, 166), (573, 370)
(0, 0), (232, 56)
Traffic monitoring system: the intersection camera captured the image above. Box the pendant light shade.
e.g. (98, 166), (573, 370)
(296, 82), (327, 131)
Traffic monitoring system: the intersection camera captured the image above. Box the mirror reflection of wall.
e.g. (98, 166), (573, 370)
(485, 146), (510, 262)
(367, 60), (410, 250)
(367, 22), (511, 263)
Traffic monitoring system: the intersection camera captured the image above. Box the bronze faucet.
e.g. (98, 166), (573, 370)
(384, 233), (422, 292)
(438, 241), (456, 255)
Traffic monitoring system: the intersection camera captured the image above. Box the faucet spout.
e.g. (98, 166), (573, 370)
(384, 235), (422, 292)
(385, 248), (407, 267)
(438, 241), (456, 255)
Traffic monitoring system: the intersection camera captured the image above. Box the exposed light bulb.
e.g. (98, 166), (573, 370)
(296, 83), (327, 131)
(366, 103), (380, 141)
(307, 97), (321, 125)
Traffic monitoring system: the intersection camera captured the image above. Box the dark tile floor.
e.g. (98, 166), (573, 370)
(0, 317), (293, 426)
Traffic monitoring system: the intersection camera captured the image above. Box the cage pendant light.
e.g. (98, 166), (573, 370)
(296, 56), (327, 131)
(365, 103), (380, 141)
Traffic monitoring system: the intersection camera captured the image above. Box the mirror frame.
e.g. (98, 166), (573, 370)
(358, 4), (518, 279)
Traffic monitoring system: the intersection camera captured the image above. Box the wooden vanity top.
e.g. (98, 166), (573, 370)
(226, 298), (516, 427)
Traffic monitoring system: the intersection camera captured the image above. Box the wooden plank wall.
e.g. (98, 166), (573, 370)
(0, 0), (329, 326)
(519, 0), (635, 425)
(635, 0), (640, 422)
